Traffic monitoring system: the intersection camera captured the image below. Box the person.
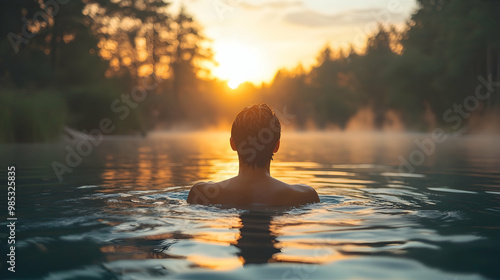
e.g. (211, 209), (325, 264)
(187, 104), (319, 207)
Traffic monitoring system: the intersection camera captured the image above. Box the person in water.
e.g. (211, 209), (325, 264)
(187, 104), (319, 206)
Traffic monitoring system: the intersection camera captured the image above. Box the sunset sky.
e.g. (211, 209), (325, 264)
(171, 0), (418, 87)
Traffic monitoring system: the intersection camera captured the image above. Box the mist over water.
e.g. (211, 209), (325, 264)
(1, 132), (499, 279)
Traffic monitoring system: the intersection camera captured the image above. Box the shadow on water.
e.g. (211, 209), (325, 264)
(235, 211), (281, 265)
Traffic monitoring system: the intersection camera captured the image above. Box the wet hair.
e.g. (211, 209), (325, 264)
(231, 104), (281, 168)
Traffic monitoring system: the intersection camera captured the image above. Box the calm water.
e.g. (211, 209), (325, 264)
(1, 132), (499, 280)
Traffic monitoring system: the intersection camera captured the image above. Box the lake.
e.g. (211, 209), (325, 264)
(1, 132), (499, 279)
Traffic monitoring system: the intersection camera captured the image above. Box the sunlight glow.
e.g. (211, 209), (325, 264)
(227, 79), (241, 89)
(212, 42), (265, 88)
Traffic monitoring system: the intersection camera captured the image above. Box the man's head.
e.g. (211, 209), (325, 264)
(230, 104), (281, 168)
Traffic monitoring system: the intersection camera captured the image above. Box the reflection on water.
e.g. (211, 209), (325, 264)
(0, 132), (499, 279)
(236, 211), (281, 265)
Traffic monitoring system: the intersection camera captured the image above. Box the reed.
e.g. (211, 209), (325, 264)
(0, 88), (67, 142)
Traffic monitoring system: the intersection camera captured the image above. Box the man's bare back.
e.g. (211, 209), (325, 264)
(187, 174), (319, 207)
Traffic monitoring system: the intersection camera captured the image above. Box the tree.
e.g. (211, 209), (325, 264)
(169, 6), (214, 118)
(399, 0), (500, 126)
(89, 0), (171, 80)
(353, 25), (399, 128)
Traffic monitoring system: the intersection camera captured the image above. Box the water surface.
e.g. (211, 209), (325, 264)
(1, 132), (499, 279)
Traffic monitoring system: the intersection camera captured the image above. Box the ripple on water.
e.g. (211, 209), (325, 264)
(5, 133), (500, 280)
(427, 187), (478, 194)
(13, 180), (499, 280)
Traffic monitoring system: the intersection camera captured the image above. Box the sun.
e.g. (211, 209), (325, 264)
(227, 79), (241, 89)
(212, 42), (264, 89)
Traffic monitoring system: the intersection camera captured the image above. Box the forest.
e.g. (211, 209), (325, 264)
(1, 0), (499, 142)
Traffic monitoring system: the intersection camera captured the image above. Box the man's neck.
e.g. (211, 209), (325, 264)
(238, 161), (271, 179)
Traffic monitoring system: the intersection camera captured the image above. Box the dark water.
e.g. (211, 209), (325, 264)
(1, 132), (499, 280)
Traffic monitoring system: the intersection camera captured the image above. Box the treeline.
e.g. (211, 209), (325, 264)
(1, 0), (214, 141)
(1, 0), (500, 142)
(260, 0), (500, 130)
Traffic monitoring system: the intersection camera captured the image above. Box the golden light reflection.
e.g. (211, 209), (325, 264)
(98, 133), (230, 188)
(193, 232), (240, 245)
(191, 216), (241, 244)
(274, 250), (350, 264)
(204, 159), (239, 183)
(186, 255), (243, 270)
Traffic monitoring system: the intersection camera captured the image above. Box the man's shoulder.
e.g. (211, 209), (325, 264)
(187, 181), (214, 205)
(187, 180), (230, 205)
(289, 183), (315, 192)
(191, 181), (213, 189)
(282, 183), (320, 204)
